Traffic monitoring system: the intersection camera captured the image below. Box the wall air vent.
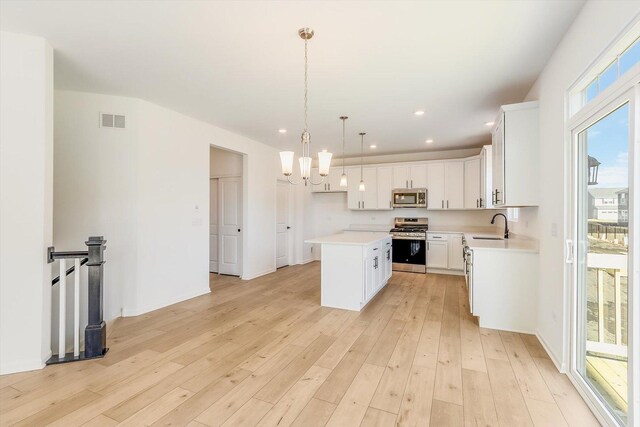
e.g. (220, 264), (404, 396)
(100, 113), (126, 129)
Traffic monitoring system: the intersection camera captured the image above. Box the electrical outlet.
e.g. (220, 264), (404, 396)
(551, 222), (558, 237)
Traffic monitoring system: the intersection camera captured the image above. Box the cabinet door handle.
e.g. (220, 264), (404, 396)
(446, 200), (449, 208)
(328, 183), (331, 191)
(410, 179), (413, 188)
(476, 199), (479, 208)
(495, 190), (500, 203)
(406, 180), (408, 188)
(441, 200), (444, 208)
(427, 242), (430, 250)
(480, 197), (483, 208)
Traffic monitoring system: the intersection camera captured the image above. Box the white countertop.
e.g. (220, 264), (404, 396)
(343, 224), (392, 233)
(427, 225), (498, 234)
(306, 232), (391, 246)
(463, 233), (538, 253)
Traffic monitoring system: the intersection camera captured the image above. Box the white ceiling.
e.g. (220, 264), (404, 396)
(0, 0), (584, 157)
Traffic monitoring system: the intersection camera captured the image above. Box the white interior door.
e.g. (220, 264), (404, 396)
(219, 177), (242, 276)
(276, 181), (290, 268)
(209, 178), (218, 272)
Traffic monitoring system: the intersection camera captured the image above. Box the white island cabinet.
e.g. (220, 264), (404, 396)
(305, 233), (392, 311)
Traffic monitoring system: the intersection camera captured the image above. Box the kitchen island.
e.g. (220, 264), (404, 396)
(305, 233), (392, 311)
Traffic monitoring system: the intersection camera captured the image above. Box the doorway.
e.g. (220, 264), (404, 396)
(210, 146), (243, 277)
(276, 180), (291, 268)
(570, 85), (637, 426)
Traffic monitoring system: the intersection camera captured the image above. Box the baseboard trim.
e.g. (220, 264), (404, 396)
(241, 268), (277, 281)
(122, 287), (211, 317)
(0, 355), (47, 375)
(426, 268), (464, 276)
(536, 330), (566, 373)
(297, 258), (316, 265)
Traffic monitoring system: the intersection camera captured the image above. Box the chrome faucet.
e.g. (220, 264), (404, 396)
(491, 213), (510, 239)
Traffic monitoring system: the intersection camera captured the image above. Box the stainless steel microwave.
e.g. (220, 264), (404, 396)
(392, 188), (427, 208)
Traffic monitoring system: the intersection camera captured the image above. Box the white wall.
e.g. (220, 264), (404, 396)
(0, 32), (54, 374)
(210, 146), (243, 177)
(54, 91), (280, 322)
(514, 1), (640, 369)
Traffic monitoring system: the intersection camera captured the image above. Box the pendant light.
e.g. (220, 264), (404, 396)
(279, 28), (332, 185)
(358, 132), (366, 192)
(339, 116), (348, 187)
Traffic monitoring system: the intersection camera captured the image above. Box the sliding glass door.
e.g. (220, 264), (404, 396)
(572, 86), (637, 426)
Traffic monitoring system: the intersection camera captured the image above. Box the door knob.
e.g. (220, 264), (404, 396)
(237, 228), (241, 232)
(286, 226), (291, 229)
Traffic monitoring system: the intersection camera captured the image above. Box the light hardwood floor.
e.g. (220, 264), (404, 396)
(0, 263), (600, 426)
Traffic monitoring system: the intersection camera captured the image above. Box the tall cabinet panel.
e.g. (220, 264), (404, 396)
(393, 166), (410, 189)
(491, 101), (539, 207)
(426, 162), (445, 209)
(444, 161), (464, 209)
(464, 158), (481, 209)
(377, 166), (394, 210)
(361, 167), (378, 210)
(346, 167), (361, 209)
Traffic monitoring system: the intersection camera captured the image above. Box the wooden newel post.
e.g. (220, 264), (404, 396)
(84, 236), (108, 358)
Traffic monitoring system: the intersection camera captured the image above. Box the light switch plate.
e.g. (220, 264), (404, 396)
(551, 222), (558, 237)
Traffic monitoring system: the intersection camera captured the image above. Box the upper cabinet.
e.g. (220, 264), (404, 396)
(464, 157), (481, 209)
(311, 168), (347, 193)
(392, 164), (427, 189)
(492, 101), (539, 207)
(377, 166), (394, 210)
(347, 166), (379, 210)
(426, 161), (464, 209)
(481, 145), (493, 209)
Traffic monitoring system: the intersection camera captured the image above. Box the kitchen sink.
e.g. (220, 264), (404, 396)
(473, 236), (504, 240)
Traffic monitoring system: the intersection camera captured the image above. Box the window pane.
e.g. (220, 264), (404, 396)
(586, 79), (598, 102)
(620, 37), (640, 75)
(579, 103), (629, 424)
(598, 61), (617, 93)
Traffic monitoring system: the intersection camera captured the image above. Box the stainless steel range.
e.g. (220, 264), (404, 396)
(390, 217), (428, 273)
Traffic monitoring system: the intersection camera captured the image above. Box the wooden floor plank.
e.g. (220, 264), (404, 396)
(0, 264), (597, 427)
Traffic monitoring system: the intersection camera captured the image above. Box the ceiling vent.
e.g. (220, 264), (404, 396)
(100, 113), (126, 129)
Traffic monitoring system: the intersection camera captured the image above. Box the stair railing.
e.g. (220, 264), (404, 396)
(47, 236), (108, 364)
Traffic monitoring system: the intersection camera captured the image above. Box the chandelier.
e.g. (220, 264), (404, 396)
(279, 28), (332, 185)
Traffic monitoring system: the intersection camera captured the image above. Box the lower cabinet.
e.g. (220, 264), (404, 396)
(426, 233), (465, 272)
(427, 240), (448, 269)
(319, 236), (392, 311)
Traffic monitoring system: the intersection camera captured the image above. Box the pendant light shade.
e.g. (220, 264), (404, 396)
(299, 156), (312, 179)
(340, 173), (348, 187)
(280, 151), (294, 176)
(318, 150), (332, 176)
(359, 180), (365, 192)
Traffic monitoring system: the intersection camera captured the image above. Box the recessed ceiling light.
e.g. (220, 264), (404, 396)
(485, 121), (494, 126)
(278, 128), (287, 133)
(369, 144), (377, 149)
(425, 139), (434, 144)
(414, 110), (425, 116)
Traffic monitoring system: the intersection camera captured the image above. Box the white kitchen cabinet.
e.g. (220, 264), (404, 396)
(491, 101), (539, 207)
(377, 166), (394, 210)
(311, 168), (346, 193)
(308, 234), (392, 311)
(464, 157), (481, 209)
(427, 240), (448, 269)
(347, 166), (378, 210)
(445, 161), (464, 209)
(382, 240), (392, 284)
(426, 162), (445, 209)
(427, 161), (463, 209)
(392, 164), (427, 189)
(448, 234), (465, 270)
(470, 247), (538, 332)
(481, 145), (493, 209)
